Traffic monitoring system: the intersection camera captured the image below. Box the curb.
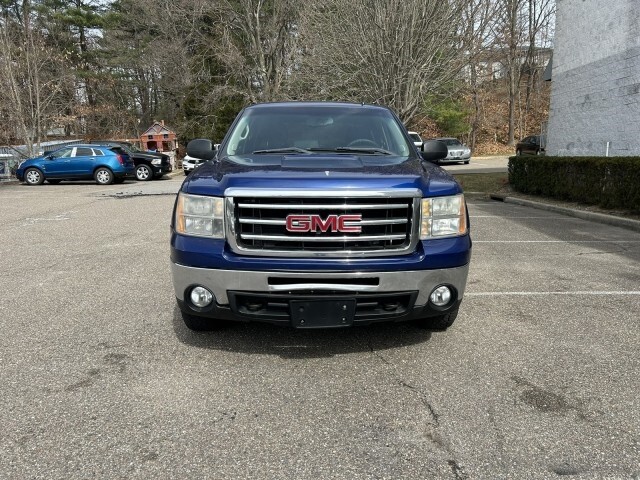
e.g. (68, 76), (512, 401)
(490, 194), (640, 233)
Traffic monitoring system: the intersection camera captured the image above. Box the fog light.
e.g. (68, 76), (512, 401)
(190, 286), (213, 308)
(430, 286), (452, 307)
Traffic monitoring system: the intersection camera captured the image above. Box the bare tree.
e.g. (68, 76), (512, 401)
(210, 0), (308, 103)
(0, 1), (72, 155)
(298, 0), (470, 123)
(460, 0), (500, 150)
(494, 0), (554, 145)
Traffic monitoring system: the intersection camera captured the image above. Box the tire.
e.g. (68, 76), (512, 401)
(464, 160), (470, 165)
(24, 168), (44, 186)
(94, 167), (114, 185)
(135, 164), (153, 181)
(47, 179), (61, 184)
(414, 308), (458, 331)
(181, 312), (229, 331)
(516, 149), (522, 156)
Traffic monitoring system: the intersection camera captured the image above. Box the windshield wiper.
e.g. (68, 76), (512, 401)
(331, 147), (393, 155)
(252, 147), (311, 154)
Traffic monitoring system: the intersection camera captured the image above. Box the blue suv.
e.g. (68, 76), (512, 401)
(16, 144), (135, 185)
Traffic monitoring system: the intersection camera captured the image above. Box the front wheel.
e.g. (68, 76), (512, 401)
(94, 167), (114, 185)
(25, 168), (44, 186)
(413, 308), (458, 331)
(464, 160), (470, 165)
(182, 312), (229, 331)
(135, 164), (153, 181)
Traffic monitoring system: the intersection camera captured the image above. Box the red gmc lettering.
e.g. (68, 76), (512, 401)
(285, 214), (362, 233)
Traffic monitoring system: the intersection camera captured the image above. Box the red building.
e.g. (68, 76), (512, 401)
(140, 121), (177, 153)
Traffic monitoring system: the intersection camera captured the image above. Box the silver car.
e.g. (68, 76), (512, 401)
(182, 154), (205, 174)
(435, 138), (471, 164)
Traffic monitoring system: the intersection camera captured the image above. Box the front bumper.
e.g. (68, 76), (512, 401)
(171, 262), (469, 325)
(153, 164), (173, 175)
(440, 153), (471, 164)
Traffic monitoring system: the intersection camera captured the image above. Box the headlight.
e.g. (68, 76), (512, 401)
(420, 194), (467, 239)
(151, 158), (161, 165)
(175, 193), (224, 238)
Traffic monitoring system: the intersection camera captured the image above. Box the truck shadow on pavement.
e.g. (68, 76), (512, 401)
(171, 306), (433, 359)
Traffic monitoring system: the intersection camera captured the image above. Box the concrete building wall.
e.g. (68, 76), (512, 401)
(546, 0), (640, 156)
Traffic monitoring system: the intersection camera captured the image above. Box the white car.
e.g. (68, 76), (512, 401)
(182, 154), (205, 174)
(408, 131), (423, 150)
(434, 138), (471, 164)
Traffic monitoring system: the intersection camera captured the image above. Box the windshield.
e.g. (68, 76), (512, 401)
(123, 142), (143, 152)
(223, 106), (412, 160)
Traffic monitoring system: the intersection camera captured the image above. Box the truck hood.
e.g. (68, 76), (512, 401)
(182, 154), (461, 198)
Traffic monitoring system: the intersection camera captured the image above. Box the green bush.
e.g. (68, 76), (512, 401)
(508, 156), (640, 211)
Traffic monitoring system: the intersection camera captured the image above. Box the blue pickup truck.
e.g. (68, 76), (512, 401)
(171, 102), (471, 330)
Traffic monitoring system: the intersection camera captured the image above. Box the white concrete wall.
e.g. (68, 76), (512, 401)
(546, 0), (640, 156)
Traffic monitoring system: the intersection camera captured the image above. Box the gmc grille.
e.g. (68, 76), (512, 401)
(226, 190), (420, 257)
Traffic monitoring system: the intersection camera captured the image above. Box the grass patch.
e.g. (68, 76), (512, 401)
(453, 173), (509, 193)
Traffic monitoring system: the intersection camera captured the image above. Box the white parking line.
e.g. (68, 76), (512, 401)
(474, 240), (640, 243)
(466, 291), (640, 297)
(470, 215), (570, 219)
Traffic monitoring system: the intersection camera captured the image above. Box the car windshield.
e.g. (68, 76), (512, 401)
(122, 142), (143, 153)
(223, 105), (412, 162)
(439, 139), (463, 146)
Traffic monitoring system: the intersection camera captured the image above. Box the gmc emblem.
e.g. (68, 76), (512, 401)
(286, 214), (362, 233)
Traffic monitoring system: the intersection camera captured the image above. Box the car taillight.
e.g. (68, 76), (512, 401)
(116, 154), (124, 165)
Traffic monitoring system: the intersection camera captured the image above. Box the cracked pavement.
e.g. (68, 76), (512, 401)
(0, 179), (639, 479)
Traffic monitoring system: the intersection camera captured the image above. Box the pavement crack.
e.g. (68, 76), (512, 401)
(448, 460), (469, 480)
(367, 341), (439, 426)
(398, 380), (440, 426)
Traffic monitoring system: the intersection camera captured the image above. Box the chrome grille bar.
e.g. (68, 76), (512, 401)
(238, 218), (409, 226)
(237, 202), (409, 210)
(240, 234), (407, 242)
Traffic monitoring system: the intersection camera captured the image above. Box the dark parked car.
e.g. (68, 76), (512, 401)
(516, 135), (546, 156)
(15, 144), (134, 185)
(101, 141), (173, 181)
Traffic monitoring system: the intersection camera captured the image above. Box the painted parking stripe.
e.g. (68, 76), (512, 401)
(466, 291), (640, 297)
(469, 215), (572, 219)
(474, 240), (640, 243)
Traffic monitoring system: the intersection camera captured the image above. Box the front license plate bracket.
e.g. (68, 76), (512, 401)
(290, 299), (356, 329)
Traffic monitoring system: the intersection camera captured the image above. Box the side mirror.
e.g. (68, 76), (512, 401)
(186, 139), (217, 161)
(420, 140), (448, 162)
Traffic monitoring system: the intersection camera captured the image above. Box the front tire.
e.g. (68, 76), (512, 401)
(135, 164), (153, 181)
(94, 167), (114, 185)
(25, 168), (44, 186)
(464, 160), (470, 165)
(181, 312), (229, 331)
(414, 308), (458, 331)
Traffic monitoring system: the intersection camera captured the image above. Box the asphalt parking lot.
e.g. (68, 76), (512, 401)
(1, 177), (638, 479)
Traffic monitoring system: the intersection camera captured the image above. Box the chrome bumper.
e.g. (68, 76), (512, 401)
(171, 263), (470, 306)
